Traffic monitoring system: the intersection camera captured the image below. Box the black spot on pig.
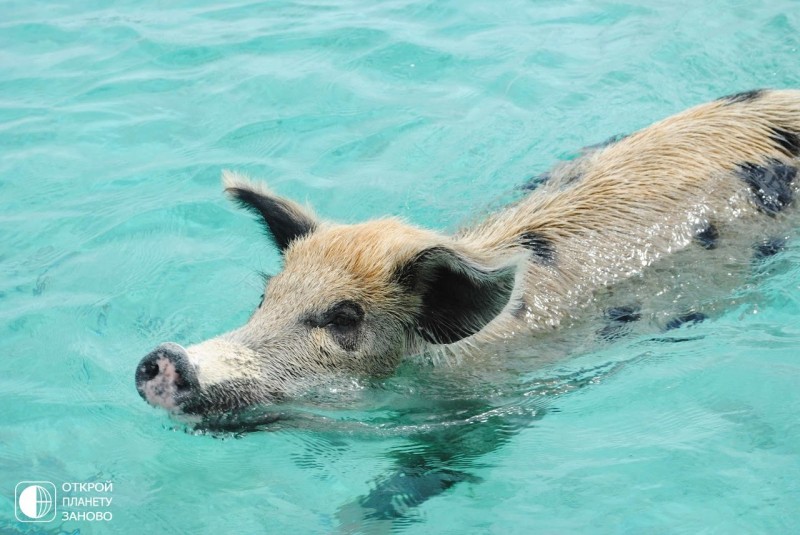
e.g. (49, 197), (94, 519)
(665, 312), (707, 331)
(718, 89), (765, 105)
(770, 127), (800, 157)
(737, 159), (796, 216)
(518, 232), (555, 264)
(694, 223), (719, 250)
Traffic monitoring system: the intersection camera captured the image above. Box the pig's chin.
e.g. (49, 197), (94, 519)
(160, 374), (368, 432)
(163, 399), (288, 433)
(156, 384), (288, 430)
(192, 406), (286, 433)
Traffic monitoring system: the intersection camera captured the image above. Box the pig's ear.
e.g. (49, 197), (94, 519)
(395, 246), (518, 345)
(223, 171), (318, 252)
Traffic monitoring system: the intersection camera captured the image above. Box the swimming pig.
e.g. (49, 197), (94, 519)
(136, 89), (800, 420)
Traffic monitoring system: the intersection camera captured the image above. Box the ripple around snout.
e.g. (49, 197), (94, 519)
(179, 352), (633, 440)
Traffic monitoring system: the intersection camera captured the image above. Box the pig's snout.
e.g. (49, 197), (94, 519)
(136, 343), (198, 412)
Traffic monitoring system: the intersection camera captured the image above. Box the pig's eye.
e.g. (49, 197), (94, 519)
(324, 300), (364, 329)
(319, 300), (364, 351)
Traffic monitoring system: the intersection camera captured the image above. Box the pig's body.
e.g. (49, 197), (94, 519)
(455, 88), (800, 359)
(136, 89), (800, 420)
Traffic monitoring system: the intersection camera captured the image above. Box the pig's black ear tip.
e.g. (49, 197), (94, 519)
(221, 170), (318, 252)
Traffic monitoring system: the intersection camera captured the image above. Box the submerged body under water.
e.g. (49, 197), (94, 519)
(3, 0), (800, 533)
(191, 223), (799, 527)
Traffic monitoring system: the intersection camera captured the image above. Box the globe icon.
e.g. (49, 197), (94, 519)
(18, 484), (53, 519)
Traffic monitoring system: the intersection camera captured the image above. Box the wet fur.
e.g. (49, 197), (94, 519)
(179, 89), (800, 414)
(460, 89), (800, 352)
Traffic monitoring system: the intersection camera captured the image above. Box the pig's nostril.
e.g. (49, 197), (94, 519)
(141, 359), (160, 381)
(136, 342), (197, 409)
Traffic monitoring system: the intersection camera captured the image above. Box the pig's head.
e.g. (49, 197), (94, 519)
(135, 172), (520, 422)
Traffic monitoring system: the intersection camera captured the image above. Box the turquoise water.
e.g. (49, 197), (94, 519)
(3, 0), (800, 533)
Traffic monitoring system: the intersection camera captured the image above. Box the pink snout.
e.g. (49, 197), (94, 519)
(135, 343), (197, 412)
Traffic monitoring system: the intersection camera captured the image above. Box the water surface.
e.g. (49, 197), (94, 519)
(2, 0), (800, 533)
